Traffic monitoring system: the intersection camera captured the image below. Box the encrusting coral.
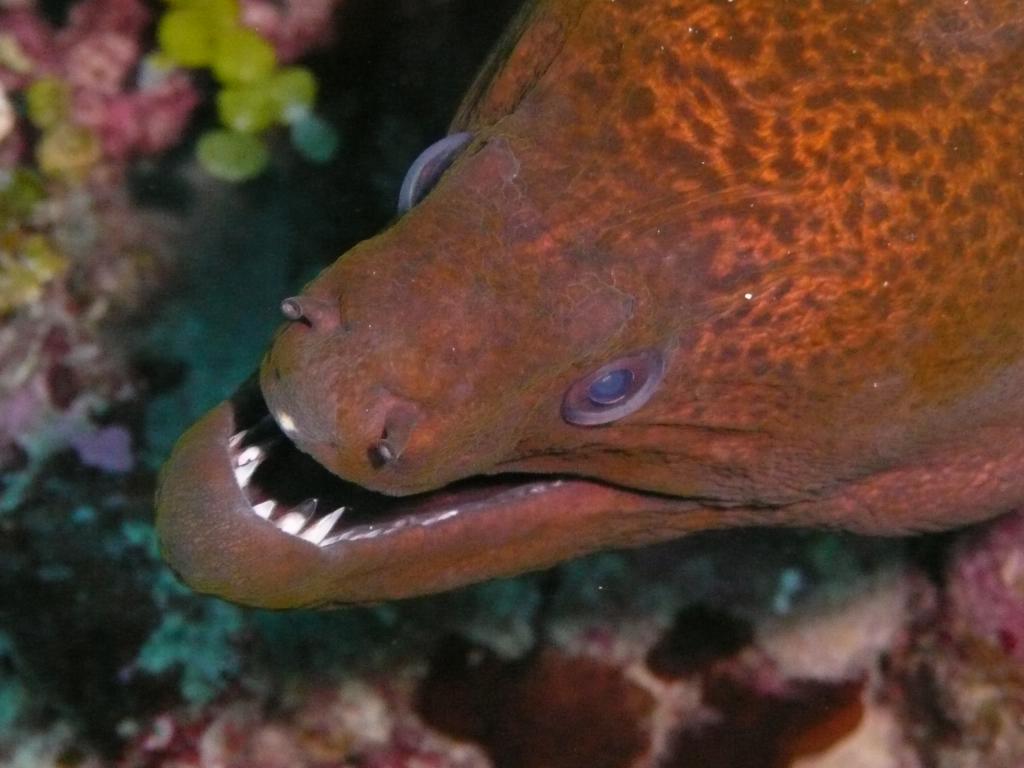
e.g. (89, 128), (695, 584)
(155, 0), (339, 180)
(0, 0), (348, 502)
(0, 1), (344, 743)
(1, 0), (199, 173)
(892, 510), (1024, 768)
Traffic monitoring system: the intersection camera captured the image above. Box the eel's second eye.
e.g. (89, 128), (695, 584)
(562, 349), (665, 426)
(397, 132), (473, 214)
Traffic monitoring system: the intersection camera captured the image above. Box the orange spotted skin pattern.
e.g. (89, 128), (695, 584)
(448, 0), (1024, 528)
(156, 0), (1024, 606)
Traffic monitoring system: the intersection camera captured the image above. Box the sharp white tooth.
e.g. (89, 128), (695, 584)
(252, 500), (276, 519)
(301, 507), (346, 545)
(274, 498), (318, 536)
(235, 444), (265, 467)
(293, 498), (318, 519)
(276, 511), (308, 535)
(228, 430), (248, 449)
(233, 461), (259, 488)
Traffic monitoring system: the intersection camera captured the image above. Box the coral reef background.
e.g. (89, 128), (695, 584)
(1, 2), (1023, 766)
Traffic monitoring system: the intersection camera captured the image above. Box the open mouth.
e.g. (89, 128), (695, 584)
(156, 375), (687, 607)
(225, 377), (567, 550)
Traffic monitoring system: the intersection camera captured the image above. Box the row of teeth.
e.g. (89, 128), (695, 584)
(229, 430), (348, 548)
(228, 424), (567, 548)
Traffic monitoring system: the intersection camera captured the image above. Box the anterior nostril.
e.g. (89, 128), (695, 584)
(280, 297), (306, 323)
(370, 435), (398, 467)
(280, 296), (338, 330)
(368, 402), (419, 468)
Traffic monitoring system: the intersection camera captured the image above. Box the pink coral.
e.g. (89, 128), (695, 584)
(892, 514), (1024, 766)
(0, 296), (131, 475)
(241, 0), (343, 62)
(1, 0), (346, 170)
(63, 31), (138, 96)
(1, 0), (200, 166)
(83, 71), (199, 161)
(0, 10), (59, 88)
(1, 0), (150, 86)
(61, 0), (150, 41)
(0, 182), (178, 497)
(121, 680), (491, 768)
(946, 511), (1024, 661)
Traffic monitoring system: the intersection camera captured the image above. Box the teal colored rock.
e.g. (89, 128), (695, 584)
(270, 67), (318, 122)
(289, 113), (339, 165)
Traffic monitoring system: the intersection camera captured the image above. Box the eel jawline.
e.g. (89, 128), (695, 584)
(155, 383), (685, 608)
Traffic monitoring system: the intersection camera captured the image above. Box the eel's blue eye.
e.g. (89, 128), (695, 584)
(397, 132), (473, 214)
(587, 369), (634, 405)
(562, 349), (665, 426)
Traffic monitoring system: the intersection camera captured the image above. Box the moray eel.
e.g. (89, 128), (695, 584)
(156, 0), (1024, 608)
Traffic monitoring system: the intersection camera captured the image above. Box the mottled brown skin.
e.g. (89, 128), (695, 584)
(157, 0), (1024, 607)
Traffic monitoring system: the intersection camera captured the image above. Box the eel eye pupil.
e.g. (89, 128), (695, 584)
(587, 369), (633, 405)
(562, 349), (665, 427)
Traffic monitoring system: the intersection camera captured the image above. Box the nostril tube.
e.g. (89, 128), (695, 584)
(370, 402), (420, 468)
(372, 438), (398, 465)
(280, 297), (304, 321)
(280, 295), (339, 330)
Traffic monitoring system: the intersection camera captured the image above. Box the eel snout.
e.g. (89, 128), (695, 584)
(155, 378), (693, 608)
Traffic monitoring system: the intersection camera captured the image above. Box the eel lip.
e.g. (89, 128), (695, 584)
(155, 379), (682, 609)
